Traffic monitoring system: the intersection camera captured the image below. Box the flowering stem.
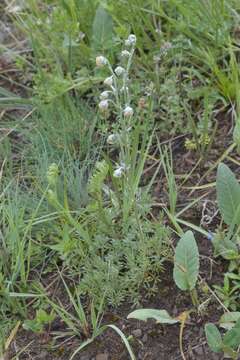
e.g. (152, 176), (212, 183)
(123, 46), (135, 105)
(107, 62), (121, 114)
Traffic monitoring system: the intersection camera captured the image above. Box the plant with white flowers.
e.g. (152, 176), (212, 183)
(96, 34), (137, 178)
(98, 99), (109, 112)
(115, 66), (125, 76)
(123, 106), (134, 118)
(96, 56), (108, 67)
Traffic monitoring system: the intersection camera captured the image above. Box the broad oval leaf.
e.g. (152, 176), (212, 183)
(91, 5), (114, 52)
(173, 231), (199, 291)
(212, 232), (238, 260)
(223, 318), (240, 350)
(205, 323), (223, 353)
(216, 163), (240, 225)
(127, 309), (179, 324)
(220, 312), (240, 330)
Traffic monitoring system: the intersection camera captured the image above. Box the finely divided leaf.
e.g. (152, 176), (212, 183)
(173, 231), (199, 291)
(127, 309), (179, 324)
(216, 163), (240, 225)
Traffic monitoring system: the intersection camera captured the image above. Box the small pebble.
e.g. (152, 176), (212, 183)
(132, 328), (142, 338)
(96, 353), (109, 360)
(212, 354), (222, 360)
(37, 351), (48, 360)
(142, 334), (148, 343)
(80, 355), (90, 360)
(79, 356), (88, 360)
(194, 346), (204, 356)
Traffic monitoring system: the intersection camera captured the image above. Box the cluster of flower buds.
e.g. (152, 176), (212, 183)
(47, 163), (59, 186)
(123, 106), (134, 118)
(107, 134), (118, 145)
(98, 99), (109, 112)
(8, 5), (22, 13)
(95, 34), (137, 177)
(113, 163), (128, 178)
(125, 34), (137, 47)
(115, 66), (125, 76)
(154, 41), (172, 63)
(121, 50), (130, 58)
(100, 91), (109, 100)
(104, 76), (113, 87)
(95, 55), (108, 68)
(161, 41), (172, 53)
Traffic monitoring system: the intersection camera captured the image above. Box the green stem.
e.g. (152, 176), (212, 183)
(190, 288), (199, 307)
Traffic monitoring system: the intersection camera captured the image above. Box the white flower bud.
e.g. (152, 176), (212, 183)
(115, 66), (125, 76)
(125, 34), (136, 46)
(161, 41), (172, 52)
(123, 106), (134, 117)
(121, 50), (130, 58)
(104, 76), (113, 87)
(107, 134), (118, 145)
(8, 5), (22, 13)
(96, 55), (107, 67)
(100, 91), (109, 100)
(113, 166), (125, 178)
(120, 85), (129, 93)
(99, 100), (109, 111)
(128, 34), (137, 44)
